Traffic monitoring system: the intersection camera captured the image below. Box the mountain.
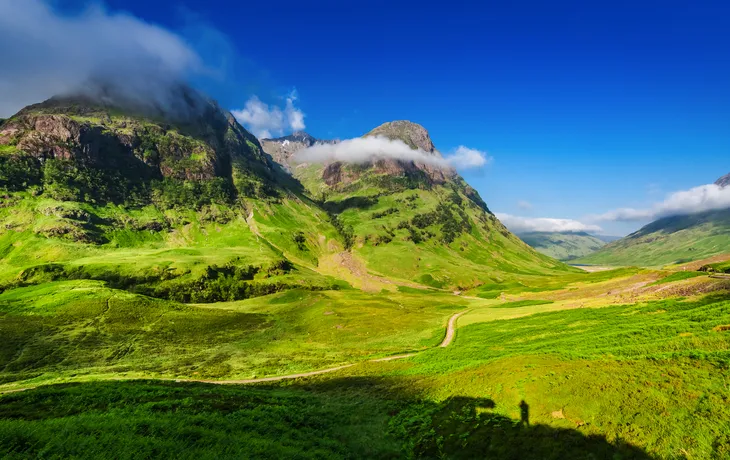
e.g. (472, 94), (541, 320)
(576, 173), (730, 267)
(716, 173), (730, 188)
(0, 91), (345, 301)
(0, 90), (285, 198)
(594, 234), (622, 243)
(517, 231), (607, 261)
(1, 90), (573, 304)
(260, 131), (336, 174)
(262, 121), (575, 289)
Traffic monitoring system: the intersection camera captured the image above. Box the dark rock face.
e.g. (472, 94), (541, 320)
(0, 94), (277, 183)
(321, 120), (455, 188)
(716, 173), (730, 188)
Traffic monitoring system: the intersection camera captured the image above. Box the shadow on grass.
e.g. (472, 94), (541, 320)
(0, 377), (655, 459)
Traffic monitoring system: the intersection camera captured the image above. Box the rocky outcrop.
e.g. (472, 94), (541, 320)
(260, 131), (337, 173)
(716, 173), (730, 188)
(0, 94), (277, 184)
(365, 120), (437, 153)
(323, 120), (455, 187)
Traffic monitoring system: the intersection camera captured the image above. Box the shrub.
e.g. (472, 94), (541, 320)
(292, 231), (307, 251)
(0, 154), (41, 191)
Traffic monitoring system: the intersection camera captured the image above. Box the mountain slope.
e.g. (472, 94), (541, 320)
(0, 92), (346, 300)
(260, 131), (336, 174)
(263, 122), (576, 289)
(518, 231), (606, 261)
(716, 173), (730, 188)
(576, 173), (730, 267)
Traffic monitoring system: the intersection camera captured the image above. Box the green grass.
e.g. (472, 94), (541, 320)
(3, 101), (730, 459)
(576, 208), (730, 267)
(348, 293), (730, 459)
(490, 299), (555, 309)
(0, 381), (402, 459)
(650, 271), (706, 285)
(0, 282), (471, 387)
(3, 292), (728, 458)
(469, 267), (642, 299)
(0, 378), (659, 460)
(708, 260), (730, 273)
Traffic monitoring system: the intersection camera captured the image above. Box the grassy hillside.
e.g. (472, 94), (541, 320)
(2, 269), (728, 459)
(0, 94), (356, 304)
(3, 97), (729, 459)
(576, 208), (730, 267)
(518, 231), (606, 261)
(0, 281), (472, 385)
(288, 123), (576, 289)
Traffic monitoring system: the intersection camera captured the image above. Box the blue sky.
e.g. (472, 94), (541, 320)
(8, 0), (730, 235)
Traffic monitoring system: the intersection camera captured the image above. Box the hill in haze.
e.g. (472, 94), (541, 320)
(576, 173), (730, 267)
(517, 231), (607, 261)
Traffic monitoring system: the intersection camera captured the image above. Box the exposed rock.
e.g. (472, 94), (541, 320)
(0, 93), (280, 187)
(260, 131), (337, 173)
(365, 120), (437, 153)
(716, 173), (730, 188)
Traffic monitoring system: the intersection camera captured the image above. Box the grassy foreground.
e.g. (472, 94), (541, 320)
(0, 267), (729, 459)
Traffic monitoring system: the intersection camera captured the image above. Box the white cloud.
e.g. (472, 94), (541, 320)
(231, 91), (306, 139)
(285, 90), (306, 131)
(445, 146), (492, 169)
(293, 136), (489, 171)
(517, 200), (533, 211)
(496, 213), (603, 234)
(0, 0), (202, 117)
(593, 183), (730, 222)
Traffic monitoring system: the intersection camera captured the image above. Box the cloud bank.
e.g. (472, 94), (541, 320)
(293, 136), (490, 171)
(0, 0), (203, 117)
(231, 91), (305, 138)
(593, 183), (730, 222)
(496, 213), (603, 234)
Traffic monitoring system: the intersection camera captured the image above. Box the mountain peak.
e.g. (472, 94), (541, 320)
(365, 120), (436, 154)
(715, 173), (730, 188)
(263, 131), (317, 146)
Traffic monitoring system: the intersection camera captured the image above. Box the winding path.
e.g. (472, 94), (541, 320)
(190, 310), (466, 385)
(0, 311), (467, 394)
(439, 311), (466, 347)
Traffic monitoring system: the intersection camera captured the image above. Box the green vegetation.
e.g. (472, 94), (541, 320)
(0, 379), (657, 460)
(518, 231), (606, 261)
(577, 209), (730, 267)
(650, 270), (706, 285)
(2, 285), (728, 458)
(706, 260), (730, 274)
(490, 299), (554, 308)
(0, 282), (469, 384)
(2, 97), (729, 458)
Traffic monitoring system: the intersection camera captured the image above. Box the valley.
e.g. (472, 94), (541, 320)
(0, 93), (728, 459)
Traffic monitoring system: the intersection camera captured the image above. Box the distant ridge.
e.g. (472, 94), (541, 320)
(518, 231), (607, 261)
(575, 172), (730, 267)
(715, 172), (730, 188)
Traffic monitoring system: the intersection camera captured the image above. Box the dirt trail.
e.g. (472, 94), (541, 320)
(0, 311), (467, 394)
(440, 311), (466, 347)
(185, 310), (465, 385)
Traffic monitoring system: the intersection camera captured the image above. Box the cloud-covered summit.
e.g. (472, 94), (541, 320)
(0, 0), (203, 118)
(592, 177), (730, 223)
(293, 136), (491, 171)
